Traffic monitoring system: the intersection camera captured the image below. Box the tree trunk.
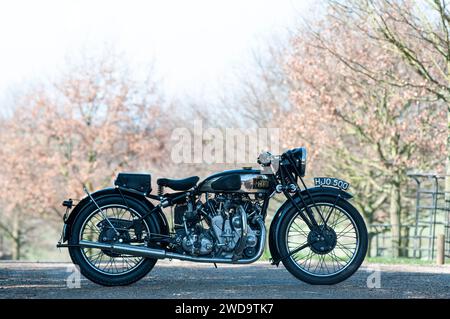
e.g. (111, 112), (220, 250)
(12, 238), (21, 260)
(446, 104), (450, 258)
(398, 184), (409, 257)
(389, 185), (401, 258)
(400, 226), (409, 257)
(0, 234), (4, 259)
(11, 213), (21, 260)
(446, 107), (450, 206)
(367, 233), (373, 257)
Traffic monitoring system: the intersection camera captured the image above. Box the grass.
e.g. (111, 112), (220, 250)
(365, 256), (446, 265)
(259, 249), (447, 265)
(261, 249), (272, 261)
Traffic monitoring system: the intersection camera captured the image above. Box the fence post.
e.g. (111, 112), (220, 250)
(436, 234), (445, 265)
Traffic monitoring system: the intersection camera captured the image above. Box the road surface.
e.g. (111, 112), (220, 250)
(0, 260), (449, 299)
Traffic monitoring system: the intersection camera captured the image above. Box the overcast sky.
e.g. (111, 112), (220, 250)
(0, 0), (317, 104)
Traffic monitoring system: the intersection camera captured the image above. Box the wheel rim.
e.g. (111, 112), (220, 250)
(285, 202), (359, 277)
(79, 204), (149, 276)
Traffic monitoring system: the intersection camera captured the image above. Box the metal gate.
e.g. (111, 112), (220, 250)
(369, 173), (450, 260)
(408, 173), (449, 260)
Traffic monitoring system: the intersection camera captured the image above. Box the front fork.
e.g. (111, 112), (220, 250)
(277, 178), (328, 232)
(269, 188), (336, 266)
(282, 188), (320, 230)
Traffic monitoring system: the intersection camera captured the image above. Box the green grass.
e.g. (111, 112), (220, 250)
(260, 249), (272, 261)
(259, 250), (447, 265)
(366, 256), (444, 265)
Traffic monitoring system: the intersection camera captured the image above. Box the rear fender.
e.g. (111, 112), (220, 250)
(62, 187), (169, 242)
(268, 186), (353, 264)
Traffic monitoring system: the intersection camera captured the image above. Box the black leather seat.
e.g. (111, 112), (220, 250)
(157, 176), (199, 191)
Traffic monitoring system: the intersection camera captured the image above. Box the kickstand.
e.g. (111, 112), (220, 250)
(213, 263), (218, 269)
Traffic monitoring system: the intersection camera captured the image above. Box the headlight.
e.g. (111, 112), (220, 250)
(284, 147), (307, 177)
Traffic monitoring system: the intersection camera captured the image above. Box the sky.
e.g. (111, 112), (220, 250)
(0, 0), (316, 104)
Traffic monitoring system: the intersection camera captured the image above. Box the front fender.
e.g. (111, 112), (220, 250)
(268, 186), (353, 265)
(62, 187), (169, 242)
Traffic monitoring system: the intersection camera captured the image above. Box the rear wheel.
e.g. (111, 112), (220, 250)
(68, 196), (158, 286)
(277, 195), (368, 285)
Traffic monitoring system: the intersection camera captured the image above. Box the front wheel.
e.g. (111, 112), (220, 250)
(276, 195), (368, 285)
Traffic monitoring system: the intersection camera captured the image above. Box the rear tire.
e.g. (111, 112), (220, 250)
(276, 195), (368, 285)
(68, 195), (158, 286)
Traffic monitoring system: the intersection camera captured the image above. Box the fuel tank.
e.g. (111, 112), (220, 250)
(198, 168), (275, 193)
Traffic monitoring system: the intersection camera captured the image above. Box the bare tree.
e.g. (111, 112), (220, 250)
(281, 2), (447, 257)
(327, 0), (450, 200)
(0, 52), (170, 259)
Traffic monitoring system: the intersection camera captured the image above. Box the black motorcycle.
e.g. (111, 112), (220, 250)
(57, 147), (368, 286)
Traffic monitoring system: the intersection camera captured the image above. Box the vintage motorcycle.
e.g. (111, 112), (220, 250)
(57, 147), (368, 286)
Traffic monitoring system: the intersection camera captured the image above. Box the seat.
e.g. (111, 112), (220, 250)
(156, 176), (199, 191)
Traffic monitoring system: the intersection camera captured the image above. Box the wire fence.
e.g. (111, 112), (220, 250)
(368, 173), (450, 260)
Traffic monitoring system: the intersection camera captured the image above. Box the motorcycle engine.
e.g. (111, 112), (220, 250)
(173, 194), (261, 258)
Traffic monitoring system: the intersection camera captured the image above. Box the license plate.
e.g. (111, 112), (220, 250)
(313, 177), (350, 190)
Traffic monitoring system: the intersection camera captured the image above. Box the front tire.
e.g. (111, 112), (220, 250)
(276, 195), (368, 285)
(68, 195), (159, 286)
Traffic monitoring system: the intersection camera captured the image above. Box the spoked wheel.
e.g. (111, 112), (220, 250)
(68, 195), (159, 286)
(80, 205), (148, 275)
(277, 195), (367, 285)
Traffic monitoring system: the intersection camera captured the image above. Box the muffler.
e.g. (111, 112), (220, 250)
(79, 240), (167, 259)
(79, 218), (266, 264)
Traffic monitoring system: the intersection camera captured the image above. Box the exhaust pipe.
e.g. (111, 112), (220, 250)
(79, 240), (167, 259)
(79, 218), (266, 264)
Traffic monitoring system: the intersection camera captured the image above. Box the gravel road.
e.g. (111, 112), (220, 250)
(0, 260), (449, 299)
